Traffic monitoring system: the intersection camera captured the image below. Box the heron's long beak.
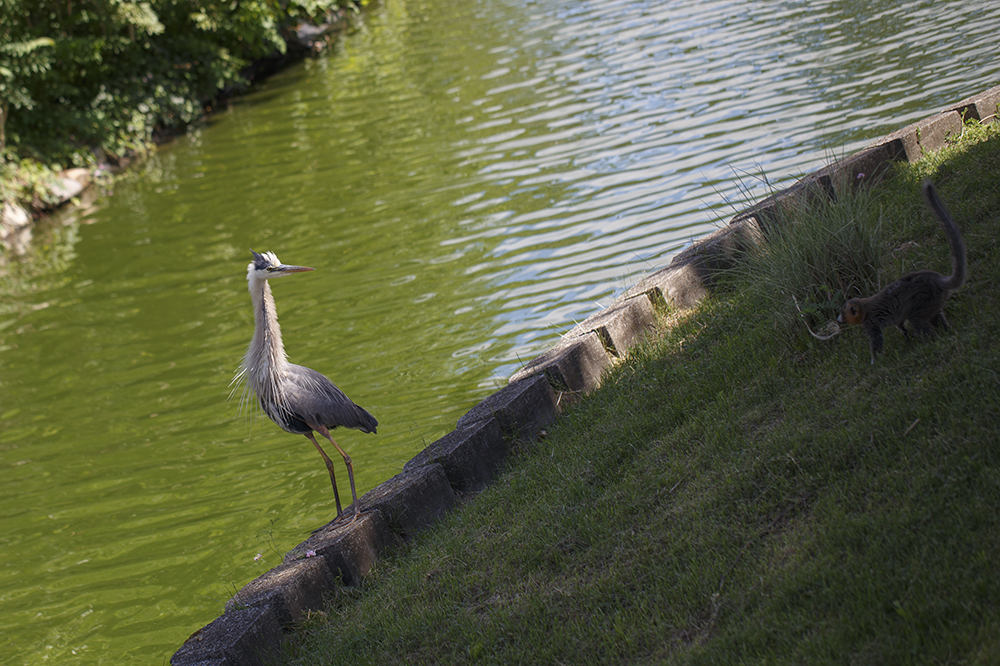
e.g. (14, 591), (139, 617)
(278, 264), (314, 274)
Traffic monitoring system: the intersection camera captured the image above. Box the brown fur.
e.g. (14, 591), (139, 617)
(838, 180), (966, 363)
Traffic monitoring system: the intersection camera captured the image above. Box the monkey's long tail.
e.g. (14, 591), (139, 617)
(923, 179), (966, 290)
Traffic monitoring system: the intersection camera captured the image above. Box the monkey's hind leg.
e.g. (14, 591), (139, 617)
(908, 317), (936, 338)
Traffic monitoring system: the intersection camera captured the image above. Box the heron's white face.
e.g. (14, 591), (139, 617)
(247, 250), (314, 281)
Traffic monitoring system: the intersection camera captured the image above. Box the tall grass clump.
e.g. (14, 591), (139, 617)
(733, 181), (888, 339)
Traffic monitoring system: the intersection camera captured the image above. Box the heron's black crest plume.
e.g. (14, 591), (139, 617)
(250, 249), (278, 271)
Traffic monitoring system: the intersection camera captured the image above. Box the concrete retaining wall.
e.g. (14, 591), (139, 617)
(170, 85), (1000, 665)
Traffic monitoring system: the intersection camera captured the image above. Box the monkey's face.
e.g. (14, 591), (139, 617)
(838, 299), (864, 326)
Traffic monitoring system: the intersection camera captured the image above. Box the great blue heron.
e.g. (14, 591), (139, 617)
(234, 250), (377, 522)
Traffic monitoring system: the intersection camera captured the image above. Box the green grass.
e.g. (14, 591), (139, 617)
(730, 174), (887, 337)
(280, 121), (1000, 665)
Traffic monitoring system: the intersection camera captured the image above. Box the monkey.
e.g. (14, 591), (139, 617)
(838, 179), (966, 364)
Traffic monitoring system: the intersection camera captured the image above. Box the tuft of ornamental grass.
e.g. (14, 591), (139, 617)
(731, 179), (887, 339)
(279, 120), (1000, 666)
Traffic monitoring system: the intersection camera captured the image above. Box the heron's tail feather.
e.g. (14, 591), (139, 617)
(354, 405), (378, 434)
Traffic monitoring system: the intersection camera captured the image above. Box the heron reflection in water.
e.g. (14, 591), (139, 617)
(232, 250), (377, 523)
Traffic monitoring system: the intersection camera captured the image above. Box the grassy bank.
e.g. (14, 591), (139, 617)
(282, 122), (1000, 665)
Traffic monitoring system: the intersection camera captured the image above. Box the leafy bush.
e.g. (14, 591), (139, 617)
(0, 155), (61, 208)
(0, 0), (353, 167)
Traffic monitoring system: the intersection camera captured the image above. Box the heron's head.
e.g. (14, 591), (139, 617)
(247, 250), (314, 282)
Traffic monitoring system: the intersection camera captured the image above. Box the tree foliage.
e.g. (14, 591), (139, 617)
(0, 0), (352, 166)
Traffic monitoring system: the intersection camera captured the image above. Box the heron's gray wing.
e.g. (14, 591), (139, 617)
(284, 364), (378, 434)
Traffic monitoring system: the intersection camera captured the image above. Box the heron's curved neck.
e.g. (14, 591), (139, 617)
(245, 275), (289, 397)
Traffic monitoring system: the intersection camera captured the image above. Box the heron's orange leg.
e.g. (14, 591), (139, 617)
(305, 431), (343, 518)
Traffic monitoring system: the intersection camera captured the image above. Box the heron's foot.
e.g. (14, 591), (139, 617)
(326, 504), (364, 530)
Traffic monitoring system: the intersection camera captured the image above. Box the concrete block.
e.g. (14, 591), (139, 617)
(456, 373), (558, 442)
(628, 261), (706, 310)
(626, 215), (763, 310)
(224, 556), (335, 625)
(283, 509), (397, 586)
(671, 216), (762, 271)
(658, 262), (709, 309)
(813, 139), (908, 190)
(883, 112), (963, 162)
(564, 295), (656, 358)
(170, 606), (282, 666)
(881, 122), (922, 163)
(358, 464), (456, 538)
(405, 418), (511, 493)
(913, 111), (963, 156)
(508, 331), (610, 393)
(947, 84), (1000, 122)
(730, 176), (833, 235)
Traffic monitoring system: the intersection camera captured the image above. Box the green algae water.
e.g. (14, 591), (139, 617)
(2, 0), (999, 662)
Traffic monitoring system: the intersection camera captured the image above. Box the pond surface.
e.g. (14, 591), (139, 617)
(2, 0), (998, 662)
